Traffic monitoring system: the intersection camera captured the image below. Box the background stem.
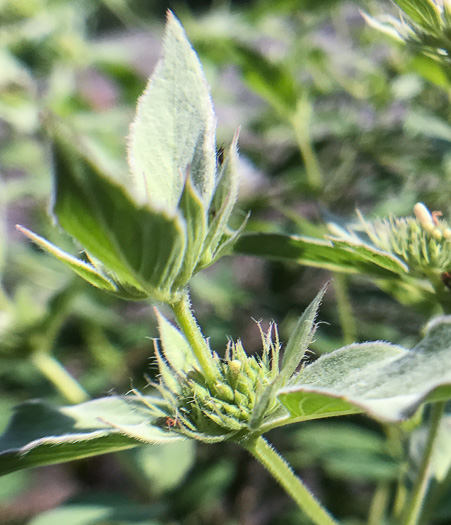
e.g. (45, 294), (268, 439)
(368, 483), (390, 525)
(31, 352), (89, 404)
(402, 401), (446, 525)
(244, 436), (339, 525)
(333, 273), (357, 344)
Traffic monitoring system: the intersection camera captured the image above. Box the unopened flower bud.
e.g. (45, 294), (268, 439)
(414, 202), (435, 233)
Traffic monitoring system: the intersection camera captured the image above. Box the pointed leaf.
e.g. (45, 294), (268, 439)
(393, 0), (442, 32)
(279, 317), (451, 422)
(201, 132), (240, 264)
(0, 397), (182, 476)
(128, 11), (216, 209)
(250, 287), (326, 429)
(17, 226), (118, 293)
(174, 174), (207, 287)
(281, 286), (326, 377)
(229, 40), (299, 117)
(328, 237), (409, 275)
(155, 309), (198, 373)
(52, 136), (186, 301)
(233, 233), (407, 277)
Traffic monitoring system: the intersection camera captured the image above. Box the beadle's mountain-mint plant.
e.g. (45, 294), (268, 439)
(3, 7), (451, 525)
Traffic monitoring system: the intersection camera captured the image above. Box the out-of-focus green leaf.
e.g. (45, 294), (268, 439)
(409, 54), (449, 88)
(291, 423), (400, 481)
(279, 316), (451, 423)
(393, 0), (442, 32)
(29, 500), (162, 525)
(0, 396), (181, 476)
(127, 11), (216, 210)
(132, 440), (195, 493)
(229, 41), (299, 117)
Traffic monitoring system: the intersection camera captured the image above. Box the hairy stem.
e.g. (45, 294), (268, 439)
(402, 401), (446, 525)
(170, 290), (219, 385)
(244, 436), (339, 525)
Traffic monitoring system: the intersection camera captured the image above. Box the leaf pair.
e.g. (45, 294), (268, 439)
(20, 12), (242, 303)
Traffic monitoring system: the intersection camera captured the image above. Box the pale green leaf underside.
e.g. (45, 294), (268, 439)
(278, 317), (451, 422)
(0, 396), (181, 476)
(155, 309), (198, 373)
(17, 226), (118, 293)
(128, 11), (216, 209)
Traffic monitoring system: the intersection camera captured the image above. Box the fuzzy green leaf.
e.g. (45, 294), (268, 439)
(200, 132), (240, 267)
(128, 11), (216, 210)
(233, 233), (407, 277)
(52, 135), (186, 302)
(393, 0), (442, 32)
(17, 226), (118, 293)
(174, 175), (207, 287)
(155, 309), (198, 373)
(281, 286), (326, 377)
(328, 237), (409, 275)
(278, 316), (451, 423)
(250, 288), (326, 430)
(0, 397), (181, 476)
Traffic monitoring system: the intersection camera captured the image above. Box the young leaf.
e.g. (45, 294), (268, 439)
(174, 174), (207, 287)
(200, 132), (240, 266)
(280, 286), (326, 378)
(128, 11), (216, 210)
(278, 316), (451, 423)
(249, 288), (326, 430)
(155, 309), (198, 373)
(393, 0), (442, 32)
(0, 397), (181, 476)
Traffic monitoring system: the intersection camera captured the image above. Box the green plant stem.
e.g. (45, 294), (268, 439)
(170, 290), (219, 386)
(291, 95), (323, 191)
(428, 273), (451, 314)
(31, 352), (89, 404)
(333, 273), (356, 344)
(244, 436), (339, 525)
(402, 401), (446, 525)
(368, 483), (390, 525)
(420, 452), (451, 524)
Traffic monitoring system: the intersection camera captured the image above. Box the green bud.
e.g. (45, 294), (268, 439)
(213, 382), (235, 404)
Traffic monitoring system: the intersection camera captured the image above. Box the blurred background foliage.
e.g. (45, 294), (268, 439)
(2, 0), (451, 523)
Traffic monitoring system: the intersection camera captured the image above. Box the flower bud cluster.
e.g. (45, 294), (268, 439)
(357, 203), (451, 277)
(154, 325), (283, 442)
